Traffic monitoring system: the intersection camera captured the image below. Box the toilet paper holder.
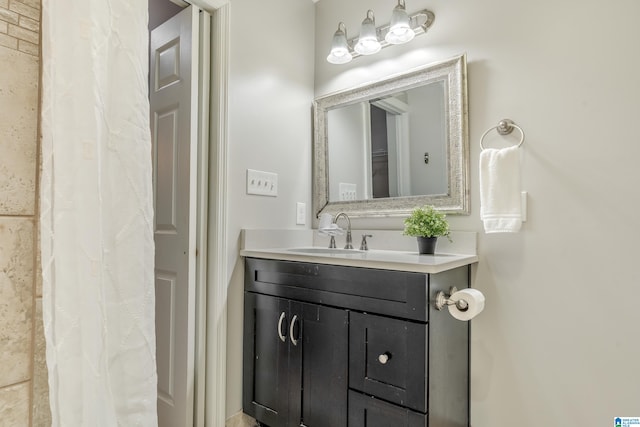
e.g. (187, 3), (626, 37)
(434, 287), (469, 312)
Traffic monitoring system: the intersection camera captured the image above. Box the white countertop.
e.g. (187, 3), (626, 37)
(240, 247), (478, 274)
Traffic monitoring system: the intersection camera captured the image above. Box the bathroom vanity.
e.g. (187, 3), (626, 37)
(242, 248), (477, 427)
(239, 51), (475, 427)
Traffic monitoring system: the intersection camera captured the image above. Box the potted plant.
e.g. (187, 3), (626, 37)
(403, 205), (451, 254)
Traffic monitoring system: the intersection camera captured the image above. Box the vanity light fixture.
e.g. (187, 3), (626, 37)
(325, 1), (435, 65)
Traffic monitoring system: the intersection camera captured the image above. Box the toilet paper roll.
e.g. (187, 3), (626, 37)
(448, 288), (485, 321)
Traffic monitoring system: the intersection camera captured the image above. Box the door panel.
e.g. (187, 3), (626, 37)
(155, 38), (181, 90)
(154, 108), (179, 232)
(150, 6), (199, 427)
(155, 272), (177, 404)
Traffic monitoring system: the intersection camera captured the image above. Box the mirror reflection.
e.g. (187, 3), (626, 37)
(327, 80), (447, 202)
(313, 54), (469, 218)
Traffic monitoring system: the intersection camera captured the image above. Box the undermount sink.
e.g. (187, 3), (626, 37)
(286, 247), (364, 255)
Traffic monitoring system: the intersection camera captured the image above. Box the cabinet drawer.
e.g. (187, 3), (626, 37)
(245, 258), (430, 321)
(349, 312), (427, 413)
(348, 390), (427, 427)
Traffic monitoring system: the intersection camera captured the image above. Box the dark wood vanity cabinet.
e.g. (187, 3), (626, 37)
(243, 257), (470, 427)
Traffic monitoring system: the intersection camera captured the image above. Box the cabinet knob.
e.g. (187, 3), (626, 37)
(378, 352), (391, 364)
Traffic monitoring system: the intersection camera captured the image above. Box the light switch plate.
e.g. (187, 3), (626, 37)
(247, 169), (278, 197)
(339, 182), (357, 201)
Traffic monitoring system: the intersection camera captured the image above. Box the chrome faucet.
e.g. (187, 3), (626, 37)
(330, 212), (353, 249)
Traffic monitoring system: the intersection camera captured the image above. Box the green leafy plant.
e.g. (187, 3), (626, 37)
(403, 205), (451, 240)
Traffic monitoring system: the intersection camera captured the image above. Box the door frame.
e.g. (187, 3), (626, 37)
(205, 4), (230, 427)
(194, 9), (211, 427)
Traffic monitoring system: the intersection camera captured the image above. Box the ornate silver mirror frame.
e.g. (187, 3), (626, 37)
(313, 53), (469, 219)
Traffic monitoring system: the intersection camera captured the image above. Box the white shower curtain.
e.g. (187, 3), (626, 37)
(40, 1), (158, 426)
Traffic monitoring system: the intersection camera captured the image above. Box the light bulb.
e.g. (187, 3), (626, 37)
(326, 22), (353, 64)
(354, 10), (381, 55)
(385, 0), (415, 44)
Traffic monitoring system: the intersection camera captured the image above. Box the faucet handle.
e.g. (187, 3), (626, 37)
(360, 234), (373, 251)
(344, 230), (354, 250)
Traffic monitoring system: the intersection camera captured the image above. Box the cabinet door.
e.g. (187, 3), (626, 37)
(289, 301), (349, 427)
(243, 293), (290, 426)
(244, 294), (349, 427)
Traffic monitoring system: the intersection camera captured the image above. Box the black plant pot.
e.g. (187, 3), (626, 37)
(416, 236), (438, 254)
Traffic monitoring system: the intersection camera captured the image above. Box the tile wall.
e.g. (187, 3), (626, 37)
(0, 0), (50, 426)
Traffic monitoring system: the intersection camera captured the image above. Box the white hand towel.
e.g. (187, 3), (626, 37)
(318, 223), (344, 237)
(479, 145), (522, 233)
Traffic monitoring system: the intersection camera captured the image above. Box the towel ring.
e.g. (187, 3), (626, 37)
(480, 119), (525, 150)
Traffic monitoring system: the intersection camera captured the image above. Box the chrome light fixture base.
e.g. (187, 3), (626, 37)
(347, 9), (434, 60)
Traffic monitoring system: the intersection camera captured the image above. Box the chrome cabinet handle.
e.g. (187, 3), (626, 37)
(378, 352), (391, 364)
(289, 315), (299, 346)
(277, 312), (287, 343)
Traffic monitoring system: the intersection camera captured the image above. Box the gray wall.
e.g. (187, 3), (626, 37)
(327, 103), (368, 200)
(224, 0), (315, 417)
(408, 83), (446, 195)
(315, 0), (640, 426)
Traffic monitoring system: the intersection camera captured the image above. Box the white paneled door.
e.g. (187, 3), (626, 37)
(150, 6), (202, 427)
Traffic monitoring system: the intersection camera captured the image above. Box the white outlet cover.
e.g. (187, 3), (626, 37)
(296, 202), (306, 225)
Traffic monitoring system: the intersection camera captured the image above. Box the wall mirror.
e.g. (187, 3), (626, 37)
(313, 54), (469, 219)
